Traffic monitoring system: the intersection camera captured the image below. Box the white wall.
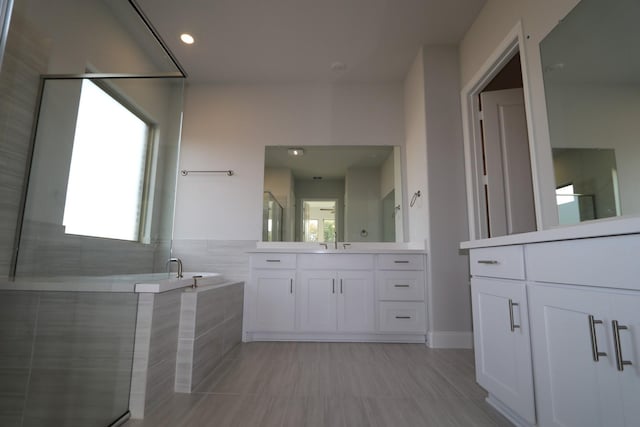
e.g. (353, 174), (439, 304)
(173, 83), (404, 241)
(422, 47), (471, 343)
(345, 167), (381, 242)
(380, 151), (395, 198)
(459, 0), (581, 228)
(403, 51), (430, 244)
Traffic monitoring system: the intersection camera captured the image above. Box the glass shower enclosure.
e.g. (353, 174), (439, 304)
(0, 1), (186, 425)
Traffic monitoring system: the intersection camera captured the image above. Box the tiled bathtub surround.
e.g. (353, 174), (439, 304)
(175, 282), (244, 393)
(130, 281), (244, 419)
(170, 240), (255, 284)
(129, 289), (182, 419)
(0, 290), (138, 427)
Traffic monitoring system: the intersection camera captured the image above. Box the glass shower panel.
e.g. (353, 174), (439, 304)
(0, 290), (138, 426)
(15, 76), (184, 278)
(6, 0), (183, 76)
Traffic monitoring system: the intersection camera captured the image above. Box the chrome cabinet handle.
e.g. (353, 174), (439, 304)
(332, 279), (335, 294)
(394, 260), (410, 264)
(290, 278), (293, 294)
(266, 259), (281, 263)
(588, 315), (607, 362)
(395, 316), (412, 319)
(612, 320), (633, 371)
(394, 284), (410, 288)
(340, 279), (343, 294)
(477, 260), (499, 265)
(508, 299), (520, 332)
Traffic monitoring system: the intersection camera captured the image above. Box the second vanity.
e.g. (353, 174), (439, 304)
(244, 246), (427, 343)
(462, 227), (640, 427)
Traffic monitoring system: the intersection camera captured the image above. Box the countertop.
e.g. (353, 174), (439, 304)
(460, 216), (640, 249)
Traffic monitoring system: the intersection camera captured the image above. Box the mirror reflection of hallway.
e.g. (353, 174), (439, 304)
(301, 200), (337, 243)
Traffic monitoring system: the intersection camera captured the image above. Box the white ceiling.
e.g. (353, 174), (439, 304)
(136, 0), (486, 83)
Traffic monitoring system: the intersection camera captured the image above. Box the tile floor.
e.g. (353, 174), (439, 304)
(125, 342), (512, 427)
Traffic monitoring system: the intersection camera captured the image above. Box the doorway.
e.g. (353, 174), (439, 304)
(301, 199), (337, 243)
(462, 25), (538, 240)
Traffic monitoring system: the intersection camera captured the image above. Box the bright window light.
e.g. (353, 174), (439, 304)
(63, 79), (150, 241)
(556, 184), (576, 205)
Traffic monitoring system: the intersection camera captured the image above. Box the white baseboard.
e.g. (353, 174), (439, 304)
(245, 332), (426, 343)
(427, 331), (473, 349)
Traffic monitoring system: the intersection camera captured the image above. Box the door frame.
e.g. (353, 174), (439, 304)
(299, 198), (340, 242)
(460, 21), (541, 240)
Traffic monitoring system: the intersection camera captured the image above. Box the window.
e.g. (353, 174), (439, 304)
(62, 79), (151, 241)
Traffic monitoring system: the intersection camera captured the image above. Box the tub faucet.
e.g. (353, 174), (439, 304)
(167, 258), (183, 278)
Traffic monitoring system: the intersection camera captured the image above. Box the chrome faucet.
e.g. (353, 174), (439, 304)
(167, 258), (183, 278)
(319, 243), (328, 249)
(334, 232), (338, 250)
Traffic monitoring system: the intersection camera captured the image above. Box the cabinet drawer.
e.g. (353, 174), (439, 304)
(469, 246), (524, 280)
(377, 254), (424, 270)
(525, 235), (640, 290)
(378, 302), (426, 333)
(298, 254), (374, 270)
(377, 270), (425, 301)
(251, 253), (297, 269)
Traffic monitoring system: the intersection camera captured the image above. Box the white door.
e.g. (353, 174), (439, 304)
(254, 271), (295, 331)
(528, 284), (620, 427)
(480, 88), (536, 236)
(298, 270), (337, 332)
(337, 271), (375, 332)
(471, 277), (535, 424)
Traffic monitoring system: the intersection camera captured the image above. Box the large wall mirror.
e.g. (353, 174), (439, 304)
(263, 146), (403, 243)
(541, 0), (640, 225)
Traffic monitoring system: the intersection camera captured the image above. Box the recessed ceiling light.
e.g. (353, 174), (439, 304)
(180, 33), (195, 45)
(288, 148), (304, 156)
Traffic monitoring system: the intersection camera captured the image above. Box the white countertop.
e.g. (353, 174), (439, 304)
(249, 248), (427, 254)
(460, 216), (640, 249)
(251, 242), (426, 254)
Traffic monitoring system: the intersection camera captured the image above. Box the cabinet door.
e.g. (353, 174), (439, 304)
(528, 284), (620, 427)
(611, 293), (640, 427)
(337, 271), (375, 332)
(254, 271), (295, 331)
(471, 277), (535, 424)
(298, 270), (337, 332)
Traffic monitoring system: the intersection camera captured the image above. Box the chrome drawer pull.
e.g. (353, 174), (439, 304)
(332, 279), (335, 294)
(612, 320), (633, 371)
(394, 284), (410, 288)
(477, 260), (499, 265)
(395, 316), (412, 319)
(394, 260), (410, 264)
(508, 299), (521, 332)
(588, 315), (607, 362)
(290, 278), (293, 294)
(266, 259), (281, 263)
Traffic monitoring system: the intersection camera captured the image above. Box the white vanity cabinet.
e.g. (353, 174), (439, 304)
(250, 254), (296, 332)
(246, 250), (428, 342)
(469, 246), (536, 425)
(376, 254), (426, 333)
(526, 237), (640, 427)
(465, 233), (640, 427)
(298, 254), (375, 333)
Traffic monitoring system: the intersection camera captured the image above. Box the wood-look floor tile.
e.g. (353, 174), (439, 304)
(129, 343), (513, 427)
